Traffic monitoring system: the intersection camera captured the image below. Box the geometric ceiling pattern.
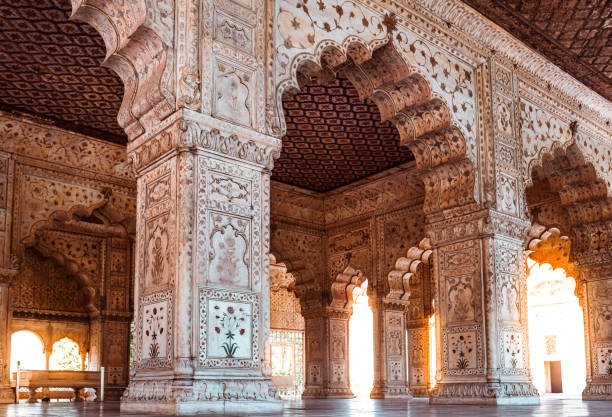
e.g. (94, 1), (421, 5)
(274, 75), (414, 193)
(0, 0), (126, 143)
(463, 0), (612, 101)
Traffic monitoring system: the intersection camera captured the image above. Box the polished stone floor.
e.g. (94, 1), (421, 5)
(0, 396), (611, 416)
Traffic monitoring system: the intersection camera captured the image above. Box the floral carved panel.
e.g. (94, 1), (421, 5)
(213, 57), (254, 128)
(443, 326), (483, 376)
(144, 213), (171, 292)
(136, 289), (173, 369)
(198, 288), (260, 368)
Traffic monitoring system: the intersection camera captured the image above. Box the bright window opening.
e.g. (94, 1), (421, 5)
(428, 314), (436, 388)
(349, 280), (373, 397)
(527, 259), (586, 396)
(10, 331), (45, 373)
(49, 337), (81, 371)
(270, 330), (304, 398)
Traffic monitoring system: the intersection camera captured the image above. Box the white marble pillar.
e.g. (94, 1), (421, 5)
(428, 208), (539, 405)
(302, 311), (354, 399)
(120, 112), (282, 414)
(579, 262), (612, 400)
(370, 299), (411, 399)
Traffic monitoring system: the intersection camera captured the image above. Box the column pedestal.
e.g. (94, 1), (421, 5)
(583, 382), (612, 400)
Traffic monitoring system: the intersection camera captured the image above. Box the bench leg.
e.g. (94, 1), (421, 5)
(27, 388), (37, 403)
(73, 388), (83, 402)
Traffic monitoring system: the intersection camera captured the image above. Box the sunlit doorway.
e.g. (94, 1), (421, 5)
(527, 259), (586, 397)
(349, 280), (373, 397)
(10, 331), (45, 374)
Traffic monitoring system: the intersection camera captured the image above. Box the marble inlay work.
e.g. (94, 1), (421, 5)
(0, 0), (610, 412)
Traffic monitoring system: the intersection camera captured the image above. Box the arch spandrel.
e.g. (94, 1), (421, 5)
(278, 38), (476, 215)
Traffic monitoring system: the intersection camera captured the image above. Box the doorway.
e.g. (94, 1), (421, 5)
(544, 360), (563, 393)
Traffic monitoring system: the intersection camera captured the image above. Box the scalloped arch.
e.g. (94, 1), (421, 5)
(527, 144), (612, 262)
(277, 39), (475, 214)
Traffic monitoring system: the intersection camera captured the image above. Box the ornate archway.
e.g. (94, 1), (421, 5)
(526, 143), (612, 400)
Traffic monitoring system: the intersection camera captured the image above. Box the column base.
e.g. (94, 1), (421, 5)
(583, 382), (612, 400)
(429, 382), (540, 405)
(100, 386), (125, 401)
(410, 387), (429, 397)
(302, 387), (355, 399)
(370, 384), (412, 399)
(121, 377), (282, 415)
(0, 387), (14, 403)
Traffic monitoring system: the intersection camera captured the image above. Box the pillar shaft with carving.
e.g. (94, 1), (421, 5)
(302, 310), (353, 398)
(120, 111), (282, 414)
(579, 261), (612, 400)
(0, 263), (17, 403)
(427, 207), (539, 405)
(370, 299), (410, 399)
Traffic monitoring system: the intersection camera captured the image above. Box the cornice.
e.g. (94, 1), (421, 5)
(400, 0), (612, 124)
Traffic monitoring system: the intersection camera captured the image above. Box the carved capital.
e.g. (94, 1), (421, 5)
(180, 118), (280, 170)
(127, 113), (281, 173)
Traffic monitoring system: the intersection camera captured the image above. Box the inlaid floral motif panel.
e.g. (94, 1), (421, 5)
(198, 288), (260, 368)
(443, 327), (483, 375)
(595, 344), (612, 377)
(137, 289), (173, 369)
(500, 329), (526, 374)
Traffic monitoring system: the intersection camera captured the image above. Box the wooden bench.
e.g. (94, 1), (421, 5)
(11, 370), (101, 402)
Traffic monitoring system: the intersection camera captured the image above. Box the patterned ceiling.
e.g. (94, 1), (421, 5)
(273, 75), (414, 193)
(0, 0), (126, 143)
(463, 0), (612, 101)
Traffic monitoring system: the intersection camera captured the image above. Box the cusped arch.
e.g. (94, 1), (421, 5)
(70, 0), (172, 139)
(527, 143), (612, 262)
(525, 223), (575, 279)
(22, 193), (134, 319)
(330, 265), (367, 312)
(386, 238), (432, 305)
(278, 40), (475, 214)
(269, 248), (321, 314)
(22, 190), (135, 248)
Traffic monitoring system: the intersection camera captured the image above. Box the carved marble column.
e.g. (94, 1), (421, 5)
(370, 298), (411, 399)
(302, 310), (354, 398)
(120, 111), (282, 414)
(427, 207), (539, 405)
(0, 264), (17, 403)
(579, 262), (612, 400)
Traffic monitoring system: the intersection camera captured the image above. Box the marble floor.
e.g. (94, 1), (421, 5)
(0, 396), (611, 416)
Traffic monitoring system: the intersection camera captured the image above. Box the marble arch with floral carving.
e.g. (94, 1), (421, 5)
(277, 38), (475, 215)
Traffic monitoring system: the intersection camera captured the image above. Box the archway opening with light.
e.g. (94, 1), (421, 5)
(527, 258), (586, 397)
(349, 280), (374, 397)
(10, 330), (45, 374)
